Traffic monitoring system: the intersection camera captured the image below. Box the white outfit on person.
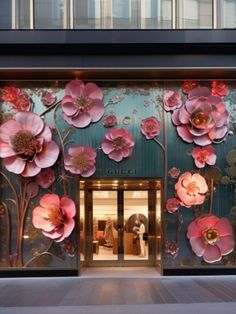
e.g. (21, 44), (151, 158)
(139, 222), (146, 257)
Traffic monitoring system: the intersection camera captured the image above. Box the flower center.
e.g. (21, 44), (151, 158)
(197, 151), (209, 163)
(71, 153), (89, 172)
(48, 206), (65, 226)
(76, 95), (89, 111)
(191, 111), (209, 128)
(146, 123), (156, 131)
(113, 137), (125, 150)
(203, 228), (219, 245)
(186, 181), (199, 196)
(11, 130), (41, 160)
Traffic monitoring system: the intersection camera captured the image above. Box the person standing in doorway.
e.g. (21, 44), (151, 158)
(138, 219), (145, 257)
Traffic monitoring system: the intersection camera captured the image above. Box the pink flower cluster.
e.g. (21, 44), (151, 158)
(1, 86), (31, 112)
(32, 194), (76, 242)
(191, 145), (217, 168)
(0, 111), (59, 177)
(187, 215), (234, 263)
(62, 80), (105, 128)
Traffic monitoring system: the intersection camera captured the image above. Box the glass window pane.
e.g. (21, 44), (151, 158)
(0, 0), (11, 29)
(74, 0), (103, 29)
(18, 0), (31, 29)
(218, 0), (236, 28)
(141, 0), (171, 29)
(92, 191), (118, 261)
(177, 0), (212, 29)
(80, 190), (85, 262)
(34, 0), (64, 29)
(124, 191), (148, 261)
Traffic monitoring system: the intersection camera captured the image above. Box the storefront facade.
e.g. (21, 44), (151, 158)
(0, 1), (236, 277)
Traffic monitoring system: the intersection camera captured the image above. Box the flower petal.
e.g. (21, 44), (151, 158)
(70, 113), (91, 128)
(214, 218), (233, 237)
(60, 197), (76, 218)
(187, 221), (202, 238)
(196, 215), (220, 231)
(62, 97), (78, 116)
(176, 126), (194, 143)
(0, 119), (21, 141)
(88, 99), (105, 122)
(190, 237), (206, 257)
(203, 244), (222, 263)
(21, 161), (41, 177)
(101, 139), (114, 154)
(61, 218), (75, 238)
(15, 112), (44, 136)
(40, 193), (60, 208)
(39, 124), (52, 142)
(0, 142), (17, 158)
(4, 156), (26, 174)
(216, 235), (234, 255)
(65, 80), (84, 97)
(34, 141), (59, 168)
(32, 214), (55, 232)
(84, 82), (103, 100)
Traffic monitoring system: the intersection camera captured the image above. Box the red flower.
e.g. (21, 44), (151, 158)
(191, 145), (217, 168)
(140, 116), (160, 139)
(181, 81), (199, 94)
(165, 241), (179, 257)
(103, 114), (117, 127)
(168, 167), (181, 179)
(187, 215), (234, 263)
(32, 194), (76, 242)
(1, 86), (20, 103)
(211, 81), (229, 97)
(166, 198), (180, 213)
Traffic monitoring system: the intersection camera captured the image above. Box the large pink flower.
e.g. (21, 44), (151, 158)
(175, 172), (208, 207)
(164, 91), (182, 111)
(140, 116), (160, 139)
(0, 111), (59, 177)
(32, 194), (76, 242)
(191, 145), (217, 168)
(101, 128), (135, 162)
(187, 215), (234, 263)
(61, 80), (105, 128)
(172, 87), (229, 146)
(64, 146), (96, 177)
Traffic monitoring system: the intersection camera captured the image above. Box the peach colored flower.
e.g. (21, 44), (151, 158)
(140, 116), (160, 139)
(175, 172), (208, 207)
(211, 81), (229, 97)
(0, 111), (59, 177)
(64, 146), (96, 177)
(32, 194), (76, 242)
(62, 80), (105, 128)
(172, 87), (229, 146)
(168, 167), (181, 179)
(35, 168), (56, 188)
(101, 128), (135, 162)
(166, 198), (180, 213)
(103, 114), (117, 127)
(187, 215), (234, 263)
(181, 81), (199, 94)
(191, 145), (217, 168)
(164, 91), (182, 111)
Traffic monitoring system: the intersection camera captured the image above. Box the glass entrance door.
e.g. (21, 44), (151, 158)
(81, 180), (160, 266)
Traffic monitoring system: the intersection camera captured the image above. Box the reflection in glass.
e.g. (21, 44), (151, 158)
(0, 0), (11, 29)
(80, 190), (85, 261)
(156, 190), (161, 265)
(92, 191), (118, 260)
(124, 191), (148, 260)
(177, 0), (212, 29)
(34, 0), (64, 29)
(18, 0), (31, 29)
(141, 0), (172, 29)
(218, 0), (236, 28)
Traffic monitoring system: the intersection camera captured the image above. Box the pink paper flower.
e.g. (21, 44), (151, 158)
(166, 198), (180, 213)
(41, 91), (56, 107)
(103, 114), (117, 127)
(61, 80), (105, 128)
(181, 81), (199, 94)
(101, 128), (135, 162)
(168, 167), (181, 179)
(211, 81), (229, 97)
(140, 116), (160, 139)
(0, 111), (59, 177)
(35, 168), (56, 188)
(64, 146), (96, 177)
(191, 145), (217, 168)
(164, 91), (182, 111)
(172, 87), (229, 146)
(175, 172), (208, 207)
(187, 215), (234, 263)
(32, 193), (76, 242)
